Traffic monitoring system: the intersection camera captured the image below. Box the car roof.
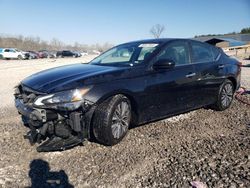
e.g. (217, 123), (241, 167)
(120, 38), (216, 48)
(2, 48), (18, 50)
(133, 38), (178, 43)
(120, 38), (195, 45)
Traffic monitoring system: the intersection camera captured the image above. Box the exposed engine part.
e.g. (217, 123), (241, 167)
(22, 110), (90, 152)
(69, 112), (82, 132)
(55, 121), (72, 139)
(15, 84), (97, 152)
(39, 122), (49, 136)
(30, 109), (58, 124)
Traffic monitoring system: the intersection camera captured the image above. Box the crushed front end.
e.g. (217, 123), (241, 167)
(14, 84), (95, 152)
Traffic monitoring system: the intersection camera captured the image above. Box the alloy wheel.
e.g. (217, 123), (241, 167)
(111, 101), (130, 139)
(221, 83), (233, 108)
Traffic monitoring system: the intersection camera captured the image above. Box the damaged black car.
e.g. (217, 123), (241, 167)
(14, 39), (241, 152)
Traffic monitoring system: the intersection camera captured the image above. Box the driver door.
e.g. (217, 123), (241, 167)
(9, 49), (17, 58)
(140, 40), (198, 122)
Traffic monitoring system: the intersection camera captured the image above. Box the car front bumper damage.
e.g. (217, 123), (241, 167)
(15, 97), (95, 152)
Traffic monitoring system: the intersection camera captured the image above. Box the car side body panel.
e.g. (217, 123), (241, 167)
(14, 38), (241, 151)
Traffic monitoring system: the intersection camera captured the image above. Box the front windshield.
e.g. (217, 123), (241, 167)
(90, 42), (160, 66)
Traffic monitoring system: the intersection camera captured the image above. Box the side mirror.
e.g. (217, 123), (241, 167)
(153, 59), (175, 70)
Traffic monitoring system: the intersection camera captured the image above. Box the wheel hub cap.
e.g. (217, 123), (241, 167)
(111, 101), (130, 139)
(221, 83), (233, 107)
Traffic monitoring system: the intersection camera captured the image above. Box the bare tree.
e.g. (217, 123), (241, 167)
(150, 24), (165, 38)
(50, 38), (64, 50)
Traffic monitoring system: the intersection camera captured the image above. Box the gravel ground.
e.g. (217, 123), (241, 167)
(0, 58), (249, 188)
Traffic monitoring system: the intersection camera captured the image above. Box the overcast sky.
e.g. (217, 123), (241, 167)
(0, 0), (249, 45)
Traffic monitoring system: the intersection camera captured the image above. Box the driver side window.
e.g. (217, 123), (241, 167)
(156, 41), (190, 65)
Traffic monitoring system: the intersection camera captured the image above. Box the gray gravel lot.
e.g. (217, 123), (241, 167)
(0, 58), (249, 187)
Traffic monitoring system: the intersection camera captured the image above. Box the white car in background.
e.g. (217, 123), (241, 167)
(80, 51), (88, 56)
(92, 50), (101, 55)
(0, 48), (26, 60)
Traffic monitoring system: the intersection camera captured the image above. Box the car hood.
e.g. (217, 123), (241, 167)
(22, 63), (128, 93)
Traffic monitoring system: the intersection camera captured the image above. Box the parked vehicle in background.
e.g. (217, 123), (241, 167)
(73, 51), (82, 57)
(38, 50), (49, 58)
(27, 51), (39, 59)
(56, 50), (80, 58)
(0, 48), (26, 60)
(24, 52), (30, 60)
(56, 51), (62, 57)
(48, 51), (57, 58)
(81, 51), (88, 56)
(92, 50), (101, 55)
(14, 39), (241, 152)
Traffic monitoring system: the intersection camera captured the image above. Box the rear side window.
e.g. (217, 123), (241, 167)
(211, 46), (221, 60)
(191, 42), (214, 63)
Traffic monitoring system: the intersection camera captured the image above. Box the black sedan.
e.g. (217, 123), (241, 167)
(14, 39), (241, 152)
(56, 50), (81, 58)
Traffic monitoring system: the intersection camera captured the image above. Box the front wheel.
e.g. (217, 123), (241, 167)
(18, 55), (23, 60)
(92, 95), (131, 146)
(213, 79), (234, 111)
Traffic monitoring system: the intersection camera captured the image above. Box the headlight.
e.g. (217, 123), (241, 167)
(34, 87), (92, 111)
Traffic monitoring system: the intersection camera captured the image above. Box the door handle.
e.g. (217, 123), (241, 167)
(218, 64), (225, 69)
(186, 72), (196, 78)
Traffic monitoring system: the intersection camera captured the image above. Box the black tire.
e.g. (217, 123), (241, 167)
(213, 79), (234, 111)
(18, 55), (22, 60)
(92, 94), (131, 146)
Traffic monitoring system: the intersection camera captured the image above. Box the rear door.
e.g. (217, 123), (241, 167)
(3, 49), (11, 58)
(140, 40), (198, 122)
(189, 41), (224, 106)
(9, 49), (17, 58)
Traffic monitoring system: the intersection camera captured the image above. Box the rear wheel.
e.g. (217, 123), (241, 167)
(213, 79), (234, 111)
(92, 95), (131, 146)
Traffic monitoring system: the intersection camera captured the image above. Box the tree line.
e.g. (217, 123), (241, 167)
(1, 26), (249, 51)
(194, 27), (250, 38)
(0, 34), (113, 52)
